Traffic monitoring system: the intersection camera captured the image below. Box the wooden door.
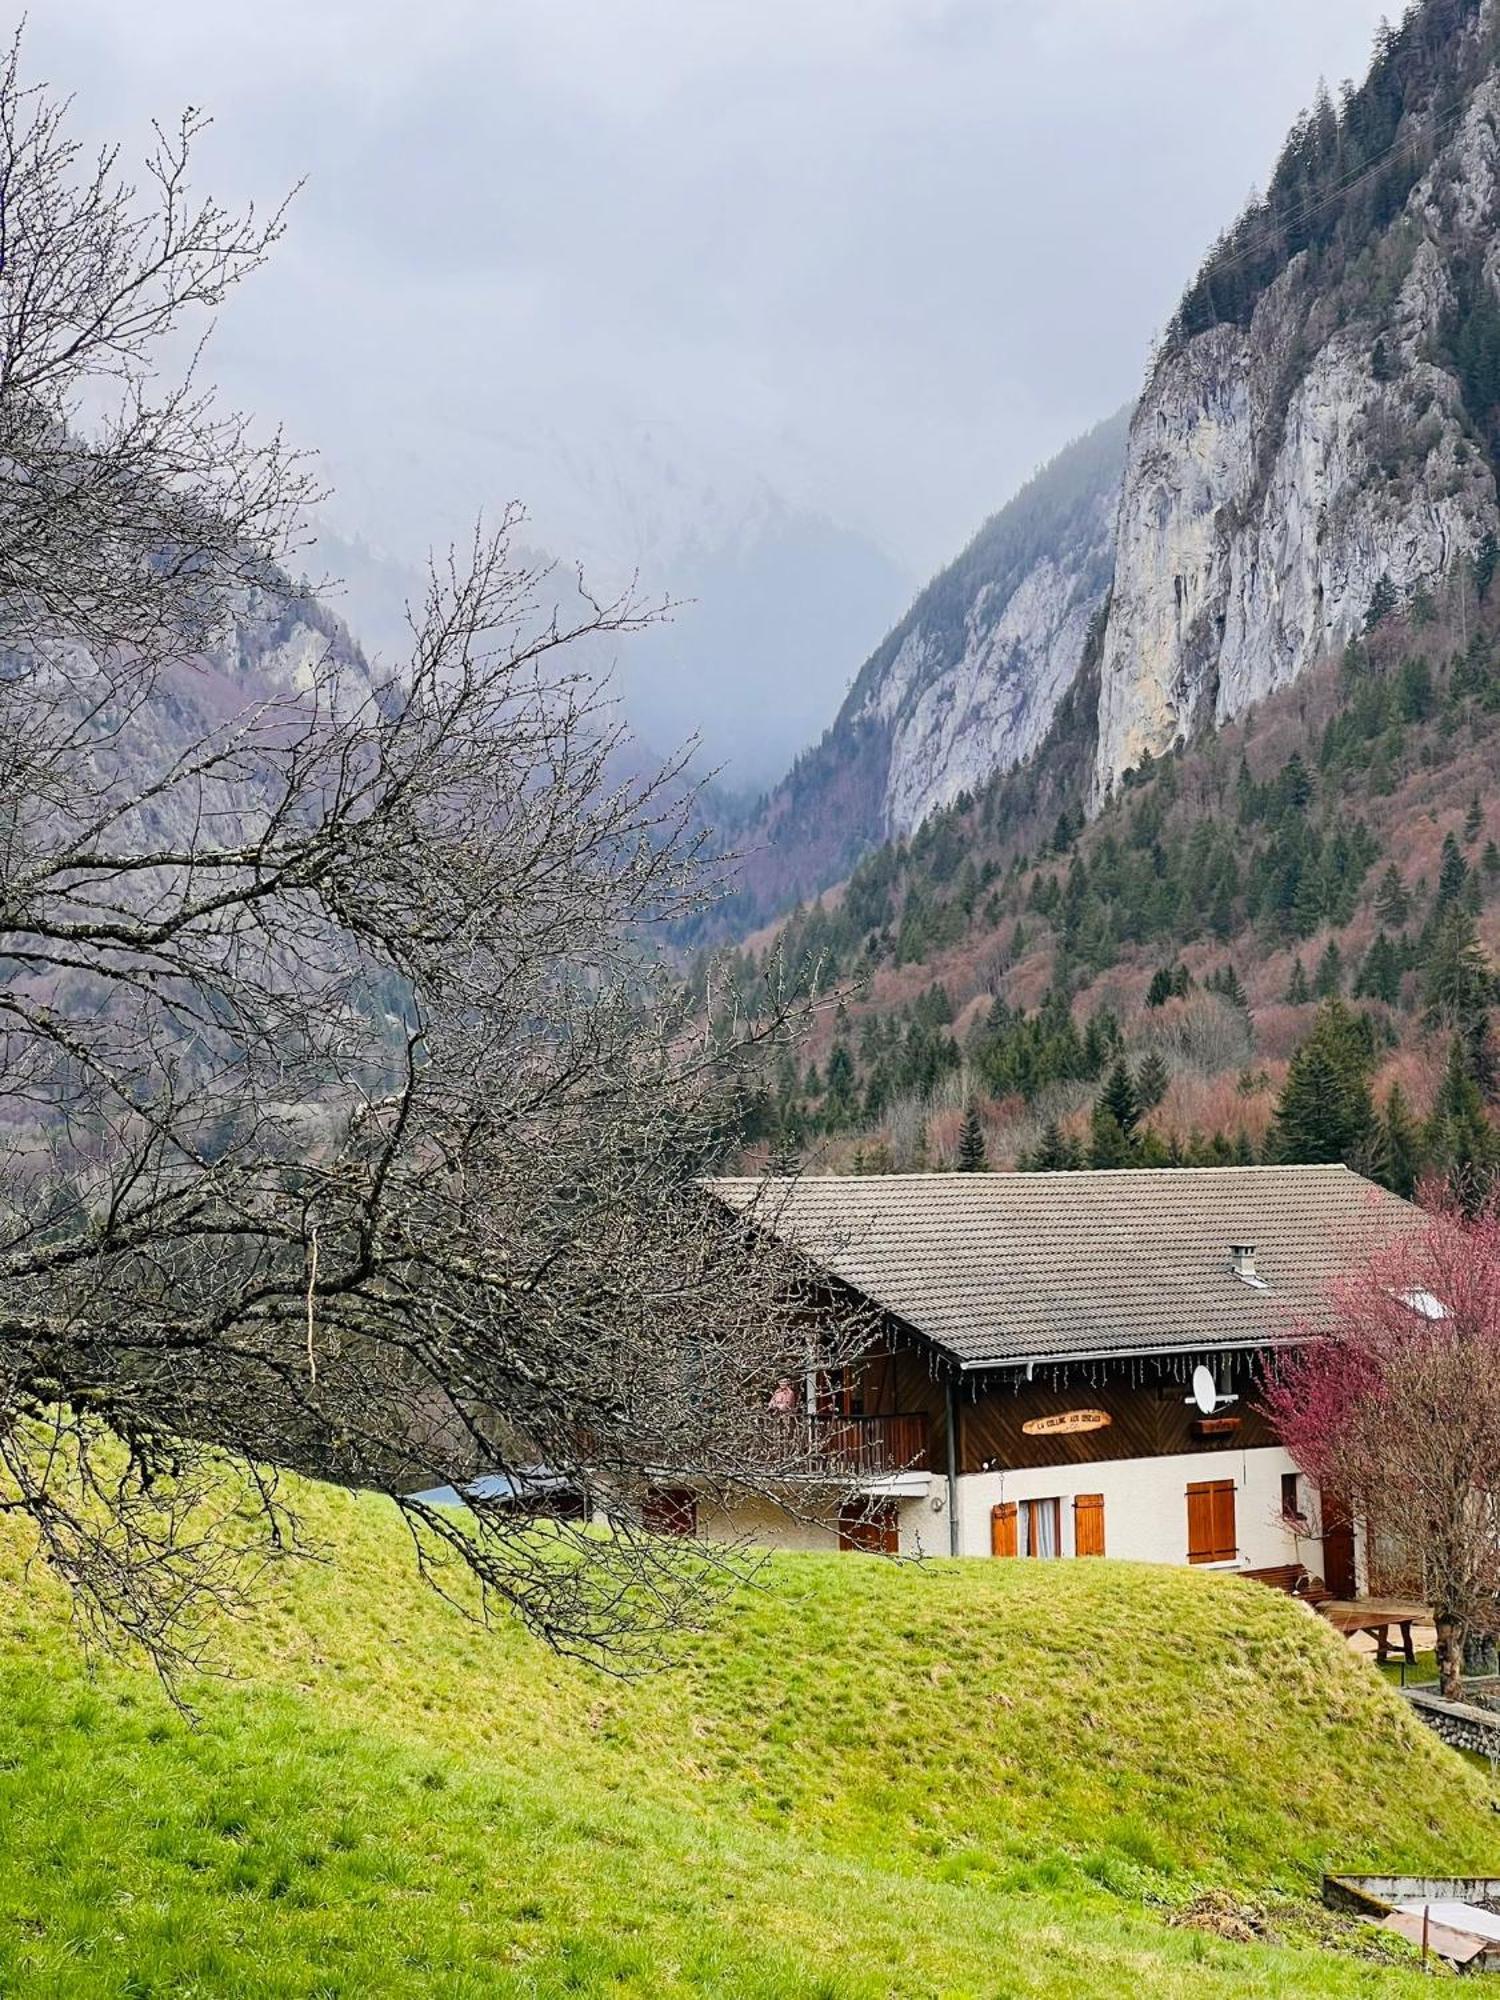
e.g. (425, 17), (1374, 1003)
(642, 1487), (698, 1538)
(990, 1501), (1017, 1557)
(838, 1498), (898, 1554)
(1321, 1490), (1356, 1598)
(1073, 1493), (1106, 1557)
(1186, 1480), (1237, 1564)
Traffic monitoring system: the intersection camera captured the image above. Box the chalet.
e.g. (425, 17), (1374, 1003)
(701, 1164), (1423, 1584)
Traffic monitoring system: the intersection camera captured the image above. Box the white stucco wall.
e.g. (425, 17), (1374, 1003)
(679, 1449), (1346, 1581)
(697, 1488), (943, 1557)
(952, 1444), (1313, 1570)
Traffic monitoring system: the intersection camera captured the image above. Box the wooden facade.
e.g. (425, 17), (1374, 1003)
(823, 1337), (951, 1472)
(837, 1310), (1277, 1481)
(955, 1352), (1277, 1475)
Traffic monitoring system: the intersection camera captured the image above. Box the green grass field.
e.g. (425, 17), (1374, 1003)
(0, 1483), (1494, 1997)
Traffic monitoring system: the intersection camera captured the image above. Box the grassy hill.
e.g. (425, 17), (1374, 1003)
(0, 1482), (1494, 1996)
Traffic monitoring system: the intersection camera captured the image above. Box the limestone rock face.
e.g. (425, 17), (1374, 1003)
(839, 408), (1128, 844)
(1092, 71), (1500, 805)
(878, 542), (1112, 840)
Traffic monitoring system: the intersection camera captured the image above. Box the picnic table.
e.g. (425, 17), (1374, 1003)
(1318, 1598), (1429, 1665)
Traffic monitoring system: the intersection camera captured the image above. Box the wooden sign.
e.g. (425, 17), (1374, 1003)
(1021, 1408), (1112, 1438)
(1193, 1415), (1241, 1437)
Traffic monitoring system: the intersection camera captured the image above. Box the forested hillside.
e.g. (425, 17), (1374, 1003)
(702, 550), (1500, 1196)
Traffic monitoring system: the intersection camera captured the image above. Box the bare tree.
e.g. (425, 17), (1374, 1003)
(1264, 1197), (1500, 1699)
(0, 41), (868, 1678)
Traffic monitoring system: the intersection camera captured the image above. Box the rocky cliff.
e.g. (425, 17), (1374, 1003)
(719, 410), (1128, 927)
(1094, 0), (1500, 803)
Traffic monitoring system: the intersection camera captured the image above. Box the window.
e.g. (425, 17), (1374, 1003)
(1280, 1471), (1304, 1522)
(1186, 1479), (1237, 1564)
(993, 1495), (1094, 1558)
(1020, 1496), (1062, 1558)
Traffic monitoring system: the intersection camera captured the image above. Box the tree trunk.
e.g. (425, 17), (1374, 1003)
(1436, 1615), (1465, 1700)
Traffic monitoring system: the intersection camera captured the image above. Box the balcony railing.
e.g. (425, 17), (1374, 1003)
(807, 1411), (930, 1478)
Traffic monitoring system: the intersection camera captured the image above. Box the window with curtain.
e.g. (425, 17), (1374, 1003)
(1021, 1496), (1062, 1558)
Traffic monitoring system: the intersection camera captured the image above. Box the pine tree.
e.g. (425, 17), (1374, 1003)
(1135, 1049), (1170, 1111)
(1211, 963), (1247, 1009)
(1271, 1000), (1376, 1166)
(957, 1104), (988, 1173)
(1025, 1120), (1079, 1172)
(1426, 1037), (1500, 1212)
(1423, 906), (1494, 1032)
(1378, 1082), (1424, 1199)
(823, 1042), (857, 1128)
(1484, 840), (1500, 882)
(1374, 863), (1411, 928)
(1146, 966), (1176, 1008)
(1097, 1057), (1141, 1136)
(1088, 1104), (1132, 1169)
(1353, 930), (1401, 1005)
(1365, 573), (1398, 630)
(1314, 939), (1344, 998)
(1466, 793), (1485, 845)
(1285, 957), (1311, 1004)
(1437, 832), (1469, 913)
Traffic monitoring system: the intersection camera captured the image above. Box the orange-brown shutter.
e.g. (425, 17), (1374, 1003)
(990, 1501), (1018, 1557)
(1073, 1492), (1106, 1557)
(1186, 1480), (1236, 1564)
(1212, 1481), (1237, 1562)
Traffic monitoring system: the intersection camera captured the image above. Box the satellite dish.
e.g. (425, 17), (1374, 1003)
(1192, 1365), (1218, 1416)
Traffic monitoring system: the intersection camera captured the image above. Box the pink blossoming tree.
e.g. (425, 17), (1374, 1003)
(1264, 1196), (1500, 1699)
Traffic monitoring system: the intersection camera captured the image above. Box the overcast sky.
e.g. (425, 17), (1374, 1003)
(32, 2), (1394, 585)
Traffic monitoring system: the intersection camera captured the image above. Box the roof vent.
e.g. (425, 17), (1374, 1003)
(1230, 1243), (1268, 1291)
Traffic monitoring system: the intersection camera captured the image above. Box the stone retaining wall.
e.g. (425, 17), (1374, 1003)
(1401, 1686), (1500, 1760)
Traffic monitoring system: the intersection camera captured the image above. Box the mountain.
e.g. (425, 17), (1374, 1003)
(711, 562), (1500, 1188)
(727, 0), (1500, 933)
(1094, 0), (1500, 801)
(323, 415), (913, 795)
(703, 0), (1500, 1193)
(718, 410), (1129, 928)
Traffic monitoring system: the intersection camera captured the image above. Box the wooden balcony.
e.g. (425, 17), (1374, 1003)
(809, 1411), (930, 1478)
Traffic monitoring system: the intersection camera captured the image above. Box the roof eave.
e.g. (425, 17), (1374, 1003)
(958, 1330), (1301, 1375)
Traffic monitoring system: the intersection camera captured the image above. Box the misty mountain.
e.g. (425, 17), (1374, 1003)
(727, 0), (1500, 939)
(713, 411), (1129, 929)
(318, 416), (912, 796)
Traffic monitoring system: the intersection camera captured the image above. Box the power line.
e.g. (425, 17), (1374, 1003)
(1183, 93), (1473, 296)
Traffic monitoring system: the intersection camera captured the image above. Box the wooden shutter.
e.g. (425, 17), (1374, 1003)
(1073, 1492), (1106, 1557)
(990, 1501), (1018, 1558)
(1186, 1480), (1236, 1564)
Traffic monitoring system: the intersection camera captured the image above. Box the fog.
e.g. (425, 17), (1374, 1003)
(29, 1), (1395, 780)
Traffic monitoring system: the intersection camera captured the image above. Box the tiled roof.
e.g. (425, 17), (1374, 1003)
(707, 1166), (1423, 1371)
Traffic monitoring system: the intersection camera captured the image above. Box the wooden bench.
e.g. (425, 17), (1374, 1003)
(1242, 1563), (1332, 1607)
